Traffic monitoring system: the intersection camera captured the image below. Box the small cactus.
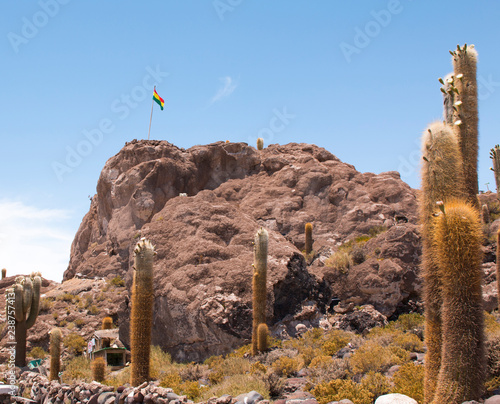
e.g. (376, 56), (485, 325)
(130, 238), (156, 386)
(252, 227), (268, 356)
(49, 328), (62, 381)
(305, 223), (313, 256)
(257, 323), (269, 353)
(257, 138), (264, 150)
(102, 316), (114, 330)
(91, 357), (106, 382)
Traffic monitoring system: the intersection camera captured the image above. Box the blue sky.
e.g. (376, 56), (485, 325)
(1, 1), (499, 281)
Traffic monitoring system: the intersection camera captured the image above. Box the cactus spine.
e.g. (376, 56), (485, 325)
(257, 323), (269, 353)
(305, 223), (313, 256)
(490, 145), (500, 196)
(102, 316), (114, 330)
(130, 238), (156, 386)
(451, 44), (479, 209)
(91, 357), (106, 382)
(432, 201), (485, 403)
(420, 122), (464, 402)
(256, 138), (264, 150)
(252, 227), (268, 356)
(8, 272), (41, 367)
(1, 268), (6, 279)
(49, 328), (62, 381)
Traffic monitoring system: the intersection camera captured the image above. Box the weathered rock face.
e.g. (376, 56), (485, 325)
(64, 140), (421, 361)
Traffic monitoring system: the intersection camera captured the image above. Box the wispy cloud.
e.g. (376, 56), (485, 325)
(0, 200), (73, 282)
(209, 76), (238, 105)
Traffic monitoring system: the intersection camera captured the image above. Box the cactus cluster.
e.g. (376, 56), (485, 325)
(130, 238), (156, 386)
(422, 44), (485, 404)
(49, 328), (62, 381)
(5, 272), (41, 367)
(252, 227), (268, 356)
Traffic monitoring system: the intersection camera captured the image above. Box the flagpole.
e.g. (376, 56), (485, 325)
(147, 86), (155, 140)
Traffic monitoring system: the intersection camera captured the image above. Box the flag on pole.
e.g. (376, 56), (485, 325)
(153, 88), (164, 110)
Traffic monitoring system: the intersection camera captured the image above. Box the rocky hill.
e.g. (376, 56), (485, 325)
(54, 140), (421, 361)
(2, 139), (499, 364)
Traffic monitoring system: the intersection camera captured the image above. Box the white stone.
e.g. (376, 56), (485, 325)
(375, 393), (418, 404)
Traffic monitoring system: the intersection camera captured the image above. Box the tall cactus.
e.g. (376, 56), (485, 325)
(252, 227), (268, 356)
(305, 223), (313, 256)
(1, 268), (6, 279)
(130, 238), (156, 386)
(451, 44), (479, 208)
(7, 272), (41, 367)
(432, 201), (485, 403)
(420, 121), (464, 402)
(49, 328), (62, 381)
(490, 145), (500, 196)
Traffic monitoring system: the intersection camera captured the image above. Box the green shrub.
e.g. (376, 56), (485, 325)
(360, 371), (390, 397)
(325, 250), (352, 273)
(485, 311), (500, 335)
(88, 305), (100, 315)
(391, 362), (424, 403)
(39, 297), (53, 312)
(393, 332), (424, 352)
(308, 355), (334, 369)
(29, 347), (48, 359)
(56, 293), (75, 302)
(390, 313), (425, 332)
(250, 361), (268, 375)
(272, 356), (300, 377)
(74, 319), (85, 328)
(312, 379), (373, 404)
(61, 356), (92, 383)
(108, 276), (125, 287)
(321, 329), (351, 355)
(150, 345), (173, 379)
(349, 341), (394, 374)
(199, 374), (270, 401)
(63, 333), (86, 356)
(368, 225), (387, 238)
(160, 372), (183, 390)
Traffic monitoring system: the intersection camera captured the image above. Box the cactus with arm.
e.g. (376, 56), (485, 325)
(12, 272), (41, 367)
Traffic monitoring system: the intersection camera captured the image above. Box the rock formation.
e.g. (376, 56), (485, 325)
(60, 140), (421, 361)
